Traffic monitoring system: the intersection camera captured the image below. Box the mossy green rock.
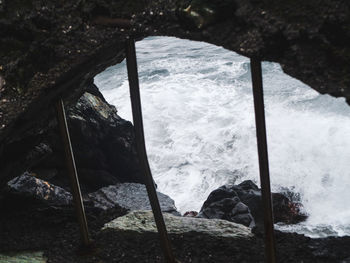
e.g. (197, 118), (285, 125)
(103, 210), (252, 238)
(0, 251), (46, 263)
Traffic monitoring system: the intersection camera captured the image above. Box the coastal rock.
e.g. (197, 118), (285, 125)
(103, 210), (253, 237)
(4, 172), (72, 206)
(198, 180), (306, 228)
(1, 0), (350, 189)
(0, 85), (142, 192)
(88, 183), (180, 215)
(197, 186), (255, 227)
(98, 210), (262, 262)
(57, 86), (142, 191)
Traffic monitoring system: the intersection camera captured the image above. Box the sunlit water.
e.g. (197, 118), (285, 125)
(95, 36), (350, 238)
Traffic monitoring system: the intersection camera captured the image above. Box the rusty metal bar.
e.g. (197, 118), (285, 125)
(125, 38), (176, 263)
(56, 99), (90, 247)
(250, 58), (277, 263)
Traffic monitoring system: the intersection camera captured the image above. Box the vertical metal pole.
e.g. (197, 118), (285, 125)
(125, 38), (176, 263)
(56, 99), (90, 247)
(250, 58), (277, 263)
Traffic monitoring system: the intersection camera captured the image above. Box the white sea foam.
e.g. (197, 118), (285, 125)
(95, 36), (350, 237)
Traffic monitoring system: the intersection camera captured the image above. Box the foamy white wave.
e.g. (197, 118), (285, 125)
(95, 36), (350, 237)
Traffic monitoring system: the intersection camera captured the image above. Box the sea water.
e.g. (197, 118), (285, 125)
(95, 36), (350, 238)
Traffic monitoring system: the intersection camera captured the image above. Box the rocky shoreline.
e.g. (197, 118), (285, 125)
(0, 91), (350, 262)
(1, 0), (350, 261)
(2, 173), (350, 262)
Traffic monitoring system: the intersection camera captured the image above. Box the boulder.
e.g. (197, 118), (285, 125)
(198, 180), (306, 228)
(197, 185), (255, 227)
(57, 86), (142, 191)
(4, 172), (72, 206)
(103, 210), (253, 238)
(88, 183), (180, 215)
(98, 210), (262, 262)
(0, 84), (143, 193)
(232, 180), (307, 225)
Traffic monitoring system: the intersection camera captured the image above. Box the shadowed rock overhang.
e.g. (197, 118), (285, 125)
(0, 0), (349, 183)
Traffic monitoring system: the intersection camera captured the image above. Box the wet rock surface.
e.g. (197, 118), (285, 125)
(198, 180), (306, 228)
(88, 183), (180, 215)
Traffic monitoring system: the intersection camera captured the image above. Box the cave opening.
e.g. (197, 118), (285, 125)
(2, 1), (350, 261)
(95, 36), (350, 238)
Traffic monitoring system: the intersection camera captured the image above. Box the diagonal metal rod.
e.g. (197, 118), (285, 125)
(125, 38), (176, 263)
(56, 99), (90, 247)
(250, 58), (277, 263)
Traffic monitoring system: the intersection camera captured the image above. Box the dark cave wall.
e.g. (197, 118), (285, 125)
(0, 0), (350, 185)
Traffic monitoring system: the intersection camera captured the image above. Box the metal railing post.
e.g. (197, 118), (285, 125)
(125, 38), (176, 263)
(56, 99), (91, 247)
(250, 58), (277, 263)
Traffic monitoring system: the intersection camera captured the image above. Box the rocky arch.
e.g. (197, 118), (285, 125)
(0, 0), (349, 185)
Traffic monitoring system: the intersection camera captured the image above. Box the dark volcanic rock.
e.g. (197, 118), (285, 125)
(0, 84), (142, 192)
(65, 84), (142, 188)
(4, 172), (72, 206)
(197, 185), (255, 227)
(198, 180), (306, 228)
(88, 183), (180, 215)
(1, 0), (350, 188)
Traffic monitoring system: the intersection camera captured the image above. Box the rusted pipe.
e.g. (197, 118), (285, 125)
(250, 58), (277, 263)
(125, 38), (176, 263)
(56, 99), (90, 247)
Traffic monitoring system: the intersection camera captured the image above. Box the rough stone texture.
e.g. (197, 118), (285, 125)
(197, 187), (255, 227)
(98, 210), (262, 262)
(0, 251), (46, 263)
(96, 210), (350, 262)
(5, 172), (72, 206)
(103, 210), (252, 237)
(65, 86), (142, 188)
(2, 196), (350, 262)
(0, 86), (142, 191)
(88, 183), (180, 215)
(1, 0), (350, 186)
(198, 180), (306, 228)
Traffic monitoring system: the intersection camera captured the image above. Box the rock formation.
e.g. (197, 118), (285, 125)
(1, 0), (350, 186)
(96, 210), (350, 263)
(197, 180), (306, 228)
(0, 83), (142, 191)
(88, 183), (180, 215)
(1, 1), (350, 262)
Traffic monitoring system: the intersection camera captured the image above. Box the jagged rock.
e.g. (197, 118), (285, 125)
(5, 172), (72, 206)
(197, 185), (255, 227)
(88, 183), (180, 215)
(65, 88), (142, 189)
(233, 180), (307, 225)
(198, 180), (306, 228)
(0, 85), (142, 193)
